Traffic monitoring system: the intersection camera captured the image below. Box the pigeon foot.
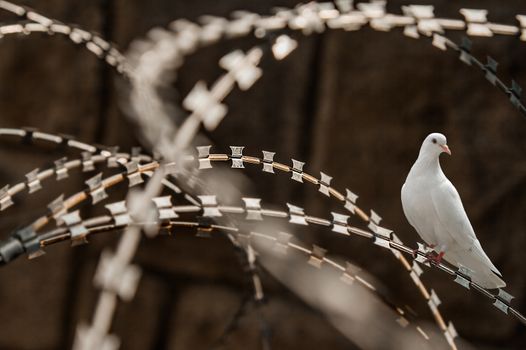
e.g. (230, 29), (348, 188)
(424, 251), (444, 264)
(411, 243), (437, 258)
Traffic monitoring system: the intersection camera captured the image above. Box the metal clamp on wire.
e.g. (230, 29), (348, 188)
(0, 237), (24, 264)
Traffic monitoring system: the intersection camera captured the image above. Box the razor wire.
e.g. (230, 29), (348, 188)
(0, 130), (157, 216)
(0, 128), (207, 210)
(0, 141), (456, 347)
(75, 43), (269, 348)
(12, 205), (439, 346)
(1, 1), (525, 150)
(0, 142), (459, 347)
(125, 0), (526, 153)
(0, 1), (129, 74)
(0, 0), (525, 349)
(121, 13), (525, 345)
(193, 147), (525, 324)
(121, 3), (526, 343)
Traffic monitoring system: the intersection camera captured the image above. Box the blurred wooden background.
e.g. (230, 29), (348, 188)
(0, 0), (525, 349)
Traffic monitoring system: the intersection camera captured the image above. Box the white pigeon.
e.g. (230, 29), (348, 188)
(401, 132), (505, 289)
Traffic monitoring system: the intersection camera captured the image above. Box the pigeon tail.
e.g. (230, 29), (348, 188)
(470, 268), (506, 289)
(492, 267), (503, 278)
(444, 249), (506, 289)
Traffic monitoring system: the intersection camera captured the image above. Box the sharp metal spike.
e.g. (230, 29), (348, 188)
(85, 173), (108, 204)
(396, 317), (410, 328)
(402, 4), (435, 19)
(485, 56), (498, 85)
(271, 34), (298, 60)
(274, 231), (292, 254)
(344, 189), (358, 213)
(198, 195), (222, 217)
(81, 151), (95, 172)
(48, 194), (67, 224)
(432, 33), (447, 50)
(460, 36), (472, 51)
(291, 159), (305, 182)
(331, 212), (350, 235)
(335, 0), (353, 13)
(131, 146), (142, 162)
(460, 8), (492, 37)
(448, 322), (458, 337)
(403, 25), (419, 39)
(308, 245), (327, 268)
(219, 49), (262, 90)
(197, 145), (212, 169)
(25, 168), (41, 193)
(74, 324), (120, 350)
(373, 226), (392, 248)
(414, 243), (431, 266)
(125, 161), (143, 187)
(242, 197), (263, 220)
(61, 211), (89, 246)
(412, 261), (424, 276)
(319, 172), (332, 196)
(105, 201), (131, 226)
(340, 261), (361, 285)
(106, 146), (120, 168)
(183, 81), (227, 131)
(93, 250), (141, 301)
(369, 210), (381, 224)
(0, 185), (13, 211)
(454, 265), (472, 289)
(230, 146), (245, 168)
(262, 150), (275, 173)
(54, 157), (69, 180)
(287, 203), (308, 225)
(508, 80), (523, 108)
(430, 289), (441, 307)
(493, 289), (514, 314)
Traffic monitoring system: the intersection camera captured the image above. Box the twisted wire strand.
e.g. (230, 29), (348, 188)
(195, 148), (526, 326)
(121, 4), (526, 344)
(72, 164), (270, 350)
(125, 0), (526, 157)
(0, 1), (129, 74)
(28, 214), (436, 345)
(77, 33), (271, 348)
(2, 2), (524, 348)
(0, 137), (459, 348)
(0, 152), (154, 215)
(0, 150), (446, 344)
(0, 149), (455, 347)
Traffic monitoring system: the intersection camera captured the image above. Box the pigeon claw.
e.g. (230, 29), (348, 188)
(424, 251), (445, 264)
(412, 243), (436, 258)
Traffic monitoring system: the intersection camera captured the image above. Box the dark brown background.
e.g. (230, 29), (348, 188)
(0, 0), (525, 349)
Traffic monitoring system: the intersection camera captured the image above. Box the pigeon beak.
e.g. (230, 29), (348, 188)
(441, 144), (451, 155)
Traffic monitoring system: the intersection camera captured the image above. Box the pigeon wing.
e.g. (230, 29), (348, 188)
(401, 183), (437, 246)
(430, 180), (502, 276)
(430, 180), (476, 249)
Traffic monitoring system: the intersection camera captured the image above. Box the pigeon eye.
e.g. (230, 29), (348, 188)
(432, 138), (437, 144)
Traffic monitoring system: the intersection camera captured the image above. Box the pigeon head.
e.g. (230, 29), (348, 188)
(419, 133), (451, 157)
